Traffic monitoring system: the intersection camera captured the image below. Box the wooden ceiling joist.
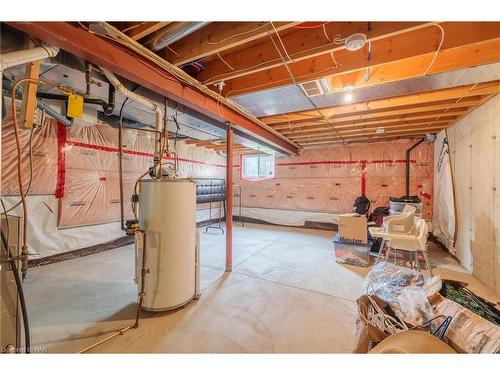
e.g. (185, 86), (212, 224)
(217, 22), (500, 96)
(269, 97), (485, 131)
(288, 120), (452, 141)
(260, 81), (500, 126)
(198, 22), (430, 85)
(122, 22), (172, 41)
(297, 127), (448, 145)
(161, 22), (301, 66)
(281, 113), (464, 137)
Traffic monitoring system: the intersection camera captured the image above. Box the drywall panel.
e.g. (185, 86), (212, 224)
(447, 94), (499, 294)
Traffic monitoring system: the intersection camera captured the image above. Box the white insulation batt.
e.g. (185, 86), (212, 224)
(432, 130), (456, 254)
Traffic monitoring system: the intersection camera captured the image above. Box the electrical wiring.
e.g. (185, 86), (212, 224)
(293, 22), (329, 30)
(423, 23), (445, 76)
(216, 51), (235, 71)
(3, 126), (36, 214)
(323, 24), (332, 43)
(9, 77), (58, 279)
(164, 44), (181, 58)
(1, 199), (30, 353)
(424, 82), (479, 129)
(270, 22), (294, 63)
(203, 34), (348, 86)
(267, 28), (345, 142)
(206, 22), (269, 45)
(78, 22), (297, 147)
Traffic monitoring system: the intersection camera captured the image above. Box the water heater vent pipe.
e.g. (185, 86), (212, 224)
(100, 67), (164, 172)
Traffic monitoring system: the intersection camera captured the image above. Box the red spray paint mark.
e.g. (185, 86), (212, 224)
(55, 122), (67, 199)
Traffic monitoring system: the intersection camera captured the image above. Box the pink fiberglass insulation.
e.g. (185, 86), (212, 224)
(1, 110), (226, 228)
(1, 116), (58, 195)
(234, 139), (433, 220)
(57, 124), (226, 228)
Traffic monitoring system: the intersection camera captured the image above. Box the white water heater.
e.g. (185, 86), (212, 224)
(135, 178), (200, 311)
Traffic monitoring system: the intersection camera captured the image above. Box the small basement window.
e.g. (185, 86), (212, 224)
(241, 154), (275, 181)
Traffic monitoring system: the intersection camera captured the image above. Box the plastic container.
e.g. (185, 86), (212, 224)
(389, 201), (423, 214)
(332, 234), (372, 267)
(389, 209), (422, 217)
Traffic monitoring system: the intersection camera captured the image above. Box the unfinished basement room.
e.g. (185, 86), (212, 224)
(1, 2), (500, 366)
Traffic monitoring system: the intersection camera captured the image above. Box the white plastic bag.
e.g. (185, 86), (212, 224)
(362, 262), (434, 326)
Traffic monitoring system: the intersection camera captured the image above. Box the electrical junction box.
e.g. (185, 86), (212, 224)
(66, 92), (84, 119)
(1, 215), (21, 353)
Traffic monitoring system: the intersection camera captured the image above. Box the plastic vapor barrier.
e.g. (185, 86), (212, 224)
(234, 139), (433, 223)
(2, 111), (226, 229)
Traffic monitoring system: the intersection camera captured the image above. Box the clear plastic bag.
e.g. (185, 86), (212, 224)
(362, 262), (434, 326)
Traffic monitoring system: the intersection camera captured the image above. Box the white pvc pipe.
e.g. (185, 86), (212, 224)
(100, 67), (163, 133)
(100, 67), (164, 175)
(0, 46), (59, 71)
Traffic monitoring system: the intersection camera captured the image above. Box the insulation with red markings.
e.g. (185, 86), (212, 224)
(234, 139), (434, 220)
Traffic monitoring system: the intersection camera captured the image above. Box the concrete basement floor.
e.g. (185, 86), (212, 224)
(24, 223), (500, 353)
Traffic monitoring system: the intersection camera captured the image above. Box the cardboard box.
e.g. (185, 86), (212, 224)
(332, 234), (372, 267)
(432, 294), (500, 353)
(337, 214), (367, 244)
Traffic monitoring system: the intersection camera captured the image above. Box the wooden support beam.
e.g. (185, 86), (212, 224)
(20, 54), (40, 129)
(125, 22), (172, 41)
(216, 22), (500, 96)
(260, 81), (500, 125)
(161, 22), (301, 66)
(7, 22), (299, 155)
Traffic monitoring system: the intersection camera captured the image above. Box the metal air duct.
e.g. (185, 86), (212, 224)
(144, 22), (209, 51)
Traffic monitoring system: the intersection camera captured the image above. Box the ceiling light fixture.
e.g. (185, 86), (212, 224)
(376, 127), (385, 134)
(345, 33), (367, 52)
(343, 85), (354, 102)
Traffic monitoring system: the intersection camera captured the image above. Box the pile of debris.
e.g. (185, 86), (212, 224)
(354, 262), (500, 353)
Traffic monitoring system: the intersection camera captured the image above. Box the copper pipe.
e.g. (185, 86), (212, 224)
(118, 104), (126, 231)
(78, 326), (132, 354)
(134, 229), (147, 328)
(80, 229), (148, 353)
(225, 125), (233, 272)
(10, 77), (46, 277)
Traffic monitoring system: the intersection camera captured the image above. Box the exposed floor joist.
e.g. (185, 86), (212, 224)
(161, 22), (301, 66)
(259, 81), (499, 145)
(199, 22), (430, 85)
(217, 22), (500, 96)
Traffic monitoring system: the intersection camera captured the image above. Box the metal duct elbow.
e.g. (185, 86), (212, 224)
(0, 45), (59, 71)
(145, 22), (209, 51)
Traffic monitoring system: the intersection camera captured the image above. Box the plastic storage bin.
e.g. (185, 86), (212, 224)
(332, 234), (372, 267)
(389, 201), (423, 214)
